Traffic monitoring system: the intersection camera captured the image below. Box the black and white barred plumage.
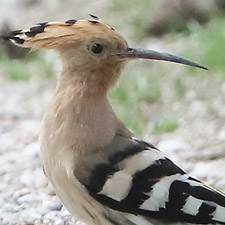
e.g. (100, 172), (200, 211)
(74, 134), (225, 225)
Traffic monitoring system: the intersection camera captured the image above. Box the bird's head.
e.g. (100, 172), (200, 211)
(2, 15), (207, 94)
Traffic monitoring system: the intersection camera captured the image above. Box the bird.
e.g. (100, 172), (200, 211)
(2, 15), (225, 225)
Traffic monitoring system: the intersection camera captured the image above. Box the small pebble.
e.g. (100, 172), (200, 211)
(22, 142), (40, 159)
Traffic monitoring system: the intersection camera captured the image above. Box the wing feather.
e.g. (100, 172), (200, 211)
(83, 136), (225, 224)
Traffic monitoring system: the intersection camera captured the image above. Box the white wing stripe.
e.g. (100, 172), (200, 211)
(119, 149), (165, 175)
(99, 171), (132, 201)
(140, 174), (183, 211)
(181, 196), (203, 216)
(213, 205), (225, 222)
(99, 150), (164, 201)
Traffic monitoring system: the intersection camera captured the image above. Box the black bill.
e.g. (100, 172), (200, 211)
(118, 48), (208, 70)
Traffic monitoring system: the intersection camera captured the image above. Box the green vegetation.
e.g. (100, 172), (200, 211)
(2, 59), (30, 81)
(0, 50), (56, 81)
(153, 116), (179, 134)
(109, 62), (162, 135)
(187, 17), (225, 75)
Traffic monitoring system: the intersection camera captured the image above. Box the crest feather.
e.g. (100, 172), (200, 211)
(1, 18), (117, 50)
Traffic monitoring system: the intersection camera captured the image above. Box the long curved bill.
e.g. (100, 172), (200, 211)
(118, 48), (208, 70)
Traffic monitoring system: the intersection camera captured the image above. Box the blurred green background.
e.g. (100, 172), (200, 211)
(0, 0), (225, 136)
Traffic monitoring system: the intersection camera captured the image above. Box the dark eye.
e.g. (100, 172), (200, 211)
(91, 43), (103, 54)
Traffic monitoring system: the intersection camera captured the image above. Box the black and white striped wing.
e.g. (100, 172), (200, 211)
(85, 137), (225, 224)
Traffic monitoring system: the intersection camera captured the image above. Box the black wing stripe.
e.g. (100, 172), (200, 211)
(167, 180), (225, 224)
(197, 203), (216, 222)
(134, 158), (185, 179)
(86, 163), (120, 193)
(120, 177), (156, 208)
(121, 158), (185, 209)
(91, 193), (136, 214)
(172, 180), (225, 207)
(167, 180), (189, 212)
(86, 138), (152, 193)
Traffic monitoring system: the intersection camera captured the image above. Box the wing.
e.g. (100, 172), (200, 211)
(76, 135), (225, 224)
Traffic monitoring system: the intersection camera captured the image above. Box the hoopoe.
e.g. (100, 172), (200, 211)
(3, 15), (225, 225)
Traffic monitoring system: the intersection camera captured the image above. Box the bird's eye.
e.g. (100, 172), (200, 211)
(90, 43), (103, 54)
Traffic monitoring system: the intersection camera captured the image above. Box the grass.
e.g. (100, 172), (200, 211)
(153, 116), (179, 134)
(0, 50), (56, 81)
(183, 16), (225, 76)
(110, 62), (161, 104)
(3, 60), (30, 81)
(108, 61), (162, 135)
(200, 18), (225, 74)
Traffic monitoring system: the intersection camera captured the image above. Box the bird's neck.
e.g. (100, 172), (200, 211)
(58, 59), (125, 97)
(41, 73), (122, 155)
(58, 71), (108, 99)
